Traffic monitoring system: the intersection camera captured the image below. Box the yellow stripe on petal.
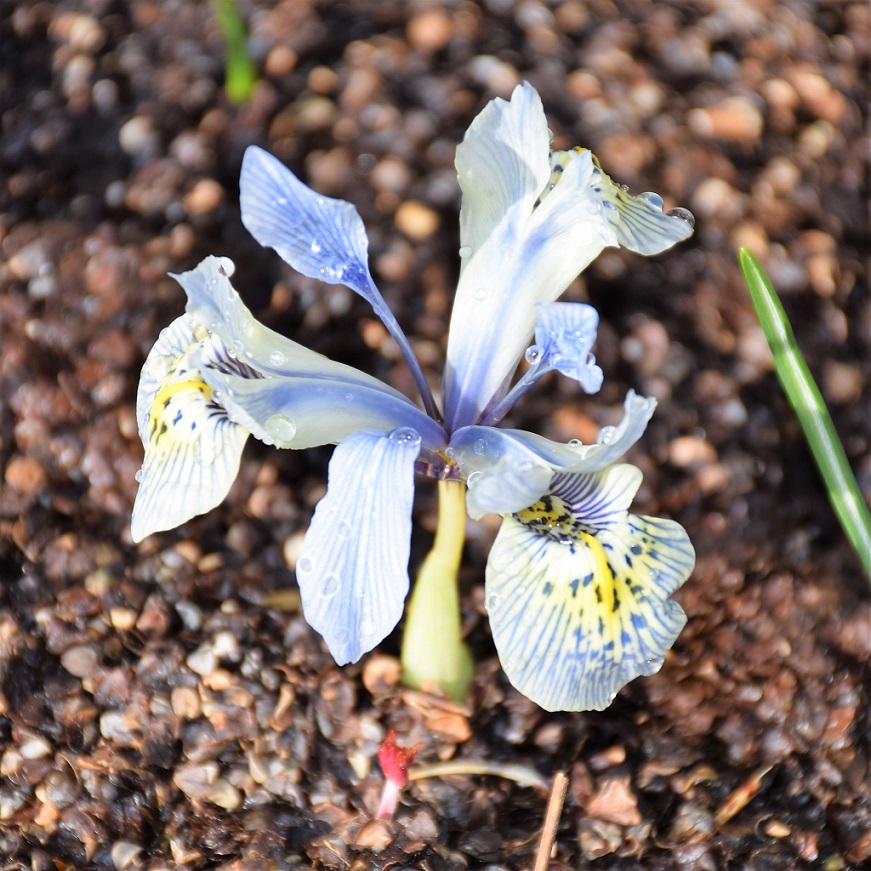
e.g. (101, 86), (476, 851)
(486, 480), (694, 712)
(131, 316), (250, 542)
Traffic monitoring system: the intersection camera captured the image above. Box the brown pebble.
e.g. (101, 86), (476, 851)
(688, 96), (763, 142)
(353, 818), (396, 851)
(407, 9), (453, 52)
(183, 178), (224, 215)
(394, 200), (440, 240)
(362, 655), (402, 695)
(585, 775), (642, 826)
(669, 435), (717, 468)
(426, 712), (473, 743)
(4, 456), (46, 495)
(61, 644), (99, 679)
(171, 686), (201, 720)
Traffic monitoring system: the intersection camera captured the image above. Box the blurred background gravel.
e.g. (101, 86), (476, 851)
(0, 1), (869, 868)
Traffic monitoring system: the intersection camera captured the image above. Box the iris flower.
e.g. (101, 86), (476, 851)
(132, 83), (695, 711)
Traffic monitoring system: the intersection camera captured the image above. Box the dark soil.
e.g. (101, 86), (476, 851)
(1, 1), (870, 868)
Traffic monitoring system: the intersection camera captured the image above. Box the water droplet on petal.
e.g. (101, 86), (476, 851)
(310, 241), (321, 254)
(337, 521), (353, 540)
(197, 438), (217, 465)
(265, 414), (297, 446)
(597, 425), (615, 445)
(568, 438), (583, 448)
(474, 287), (488, 301)
(445, 446), (456, 459)
(389, 427), (421, 448)
(467, 470), (482, 487)
(638, 191), (664, 210)
(525, 346), (541, 365)
(630, 543), (643, 556)
(216, 257), (235, 277)
(486, 592), (501, 611)
(297, 555), (314, 576)
(321, 573), (338, 597)
(268, 350), (286, 366)
(473, 438), (487, 456)
(667, 206), (696, 227)
(148, 355), (168, 381)
(134, 468), (144, 483)
(458, 245), (472, 258)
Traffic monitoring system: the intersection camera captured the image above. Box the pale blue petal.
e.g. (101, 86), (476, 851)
(449, 391), (656, 517)
(448, 426), (553, 519)
(485, 465), (694, 711)
(240, 146), (377, 299)
(238, 153), (441, 420)
(295, 428), (421, 665)
(199, 363), (447, 451)
(171, 257), (447, 451)
(531, 302), (603, 394)
(132, 315), (249, 541)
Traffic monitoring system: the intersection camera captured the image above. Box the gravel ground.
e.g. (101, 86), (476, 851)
(1, 1), (870, 868)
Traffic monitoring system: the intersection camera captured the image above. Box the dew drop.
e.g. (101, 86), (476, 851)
(467, 470), (482, 487)
(445, 446), (456, 459)
(310, 241), (322, 254)
(597, 425), (615, 445)
(473, 438), (487, 456)
(148, 355), (168, 381)
(638, 191), (664, 210)
(232, 339), (245, 356)
(268, 350), (286, 366)
(568, 438), (582, 448)
(197, 438), (217, 465)
(602, 200), (617, 212)
(389, 427), (420, 447)
(630, 543), (643, 556)
(134, 468), (144, 483)
(216, 257), (235, 277)
(474, 287), (488, 301)
(265, 414), (297, 445)
(667, 206), (696, 227)
(525, 346), (542, 365)
(486, 592), (501, 611)
(297, 555), (314, 575)
(458, 245), (472, 258)
(337, 520), (353, 540)
(240, 312), (256, 338)
(321, 573), (339, 598)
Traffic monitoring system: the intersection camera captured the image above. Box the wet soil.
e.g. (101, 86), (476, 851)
(1, 1), (870, 868)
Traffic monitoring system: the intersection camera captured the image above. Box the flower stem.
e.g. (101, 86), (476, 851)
(400, 479), (474, 701)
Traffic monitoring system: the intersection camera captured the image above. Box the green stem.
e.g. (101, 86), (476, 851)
(400, 480), (474, 701)
(739, 247), (871, 584)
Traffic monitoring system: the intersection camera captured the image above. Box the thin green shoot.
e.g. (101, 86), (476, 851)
(211, 0), (257, 105)
(739, 247), (871, 584)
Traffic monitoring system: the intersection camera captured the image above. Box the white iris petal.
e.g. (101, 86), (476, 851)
(296, 428), (422, 665)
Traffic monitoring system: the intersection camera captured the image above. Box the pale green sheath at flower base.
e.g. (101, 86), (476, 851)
(132, 83), (696, 712)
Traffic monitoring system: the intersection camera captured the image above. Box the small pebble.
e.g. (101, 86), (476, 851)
(394, 200), (440, 240)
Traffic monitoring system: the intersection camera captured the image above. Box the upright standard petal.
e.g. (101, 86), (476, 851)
(485, 464), (694, 711)
(444, 86), (694, 431)
(295, 428), (422, 665)
(131, 315), (252, 541)
(172, 257), (447, 452)
(530, 302), (603, 394)
(240, 146), (377, 299)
